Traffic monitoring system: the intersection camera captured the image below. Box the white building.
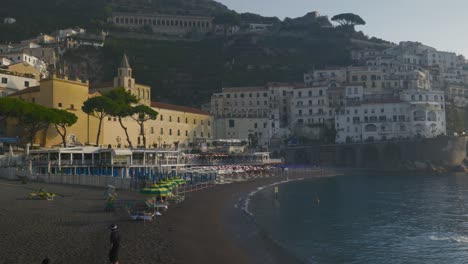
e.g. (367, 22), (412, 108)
(3, 18), (16, 24)
(335, 88), (446, 143)
(0, 71), (39, 97)
(424, 50), (464, 70)
(289, 85), (332, 127)
(0, 58), (12, 66)
(2, 52), (48, 78)
(211, 86), (280, 147)
(248, 23), (272, 32)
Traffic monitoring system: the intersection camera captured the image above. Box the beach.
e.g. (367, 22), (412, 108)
(0, 169), (335, 264)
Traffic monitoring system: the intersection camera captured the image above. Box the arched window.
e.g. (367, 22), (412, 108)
(128, 79), (131, 87)
(427, 111), (437, 121)
(413, 110), (426, 121)
(419, 95), (423, 101)
(365, 124), (377, 132)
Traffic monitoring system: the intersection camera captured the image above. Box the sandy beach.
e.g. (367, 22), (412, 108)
(0, 170), (336, 264)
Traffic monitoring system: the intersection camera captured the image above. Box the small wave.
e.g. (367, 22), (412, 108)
(428, 235), (468, 243)
(239, 178), (305, 216)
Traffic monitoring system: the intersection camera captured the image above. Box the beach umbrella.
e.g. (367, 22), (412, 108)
(154, 181), (178, 189)
(140, 187), (172, 196)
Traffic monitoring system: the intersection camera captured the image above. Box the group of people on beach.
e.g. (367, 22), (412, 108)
(41, 224), (121, 264)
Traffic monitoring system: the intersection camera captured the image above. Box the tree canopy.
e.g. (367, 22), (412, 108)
(104, 88), (139, 148)
(131, 104), (158, 148)
(82, 95), (115, 146)
(51, 108), (78, 147)
(331, 13), (366, 27)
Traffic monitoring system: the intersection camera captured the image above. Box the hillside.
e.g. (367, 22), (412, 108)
(0, 0), (388, 107)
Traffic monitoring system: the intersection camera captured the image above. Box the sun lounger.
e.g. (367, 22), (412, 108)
(129, 211), (155, 221)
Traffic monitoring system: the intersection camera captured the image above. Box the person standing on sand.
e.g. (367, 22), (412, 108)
(109, 224), (121, 264)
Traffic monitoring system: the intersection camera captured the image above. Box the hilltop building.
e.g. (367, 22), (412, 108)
(111, 12), (213, 35)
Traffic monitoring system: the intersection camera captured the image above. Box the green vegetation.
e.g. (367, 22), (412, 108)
(0, 98), (78, 146)
(446, 105), (468, 134)
(98, 88), (138, 148)
(131, 105), (159, 148)
(0, 0), (111, 42)
(331, 13), (366, 27)
(50, 108), (78, 147)
(82, 96), (115, 146)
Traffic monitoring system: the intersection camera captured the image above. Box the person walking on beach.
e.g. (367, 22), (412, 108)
(109, 224), (121, 264)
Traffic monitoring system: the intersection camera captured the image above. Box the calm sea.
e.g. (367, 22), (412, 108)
(249, 173), (468, 264)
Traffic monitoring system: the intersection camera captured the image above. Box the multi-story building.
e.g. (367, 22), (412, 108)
(335, 89), (446, 143)
(111, 13), (213, 35)
(0, 70), (38, 97)
(6, 55), (213, 149)
(289, 85), (332, 127)
(1, 52), (48, 78)
(91, 54), (151, 106)
(211, 86), (279, 147)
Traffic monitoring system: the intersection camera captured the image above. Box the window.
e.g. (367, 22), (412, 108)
(185, 130), (188, 136)
(70, 104), (75, 110)
(254, 123), (258, 129)
(58, 103), (62, 108)
(150, 127), (154, 134)
(193, 119), (196, 124)
(169, 116), (172, 122)
(208, 121), (211, 126)
(263, 123), (267, 128)
(1, 78), (7, 84)
(160, 128), (164, 135)
(24, 81), (29, 87)
(365, 124), (377, 132)
(169, 129), (172, 136)
(185, 118), (188, 124)
(229, 120), (235, 128)
(160, 115), (164, 121)
(177, 117), (180, 123)
(201, 132), (204, 137)
(177, 130), (180, 136)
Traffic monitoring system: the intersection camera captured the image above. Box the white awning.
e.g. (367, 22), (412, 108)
(112, 149), (132, 156)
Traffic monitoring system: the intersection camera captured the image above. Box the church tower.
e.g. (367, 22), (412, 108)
(113, 54), (135, 91)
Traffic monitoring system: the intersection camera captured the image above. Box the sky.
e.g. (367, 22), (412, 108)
(217, 0), (468, 57)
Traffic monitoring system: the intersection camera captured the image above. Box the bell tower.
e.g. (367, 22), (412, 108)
(113, 54), (135, 90)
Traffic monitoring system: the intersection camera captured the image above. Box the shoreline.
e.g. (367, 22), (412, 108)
(162, 169), (340, 264)
(0, 169), (340, 264)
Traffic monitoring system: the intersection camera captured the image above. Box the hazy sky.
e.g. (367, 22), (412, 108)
(217, 0), (468, 57)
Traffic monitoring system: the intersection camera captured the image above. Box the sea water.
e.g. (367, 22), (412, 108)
(249, 173), (468, 264)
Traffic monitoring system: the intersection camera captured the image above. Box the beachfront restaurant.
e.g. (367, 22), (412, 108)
(29, 147), (185, 179)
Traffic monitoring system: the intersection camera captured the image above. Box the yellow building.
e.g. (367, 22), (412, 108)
(8, 54), (213, 149)
(8, 76), (101, 147)
(91, 54), (151, 106)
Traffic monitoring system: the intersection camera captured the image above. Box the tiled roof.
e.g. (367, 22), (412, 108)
(8, 86), (40, 96)
(151, 102), (210, 116)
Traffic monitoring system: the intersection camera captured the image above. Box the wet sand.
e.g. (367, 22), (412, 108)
(0, 170), (336, 264)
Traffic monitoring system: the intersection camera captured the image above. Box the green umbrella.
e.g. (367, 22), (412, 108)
(140, 187), (172, 196)
(155, 182), (178, 189)
(173, 178), (186, 185)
